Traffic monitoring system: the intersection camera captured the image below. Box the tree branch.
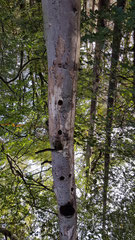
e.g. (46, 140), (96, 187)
(0, 58), (40, 86)
(41, 160), (52, 165)
(8, 58), (41, 83)
(0, 76), (15, 95)
(5, 153), (53, 193)
(38, 72), (48, 85)
(0, 124), (27, 138)
(35, 148), (55, 154)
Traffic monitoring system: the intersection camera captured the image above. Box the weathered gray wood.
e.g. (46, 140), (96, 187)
(42, 0), (80, 239)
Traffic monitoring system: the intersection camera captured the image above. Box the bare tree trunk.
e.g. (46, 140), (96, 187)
(133, 29), (135, 107)
(86, 0), (91, 15)
(85, 0), (109, 184)
(83, 0), (95, 15)
(42, 1), (80, 239)
(102, 0), (126, 238)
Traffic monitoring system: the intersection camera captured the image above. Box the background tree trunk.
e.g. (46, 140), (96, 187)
(83, 0), (91, 15)
(102, 0), (126, 238)
(42, 1), (80, 239)
(85, 0), (109, 185)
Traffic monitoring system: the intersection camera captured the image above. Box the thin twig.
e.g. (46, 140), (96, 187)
(35, 148), (55, 154)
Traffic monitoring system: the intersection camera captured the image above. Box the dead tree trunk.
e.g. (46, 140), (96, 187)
(42, 1), (80, 239)
(133, 29), (135, 107)
(102, 0), (126, 238)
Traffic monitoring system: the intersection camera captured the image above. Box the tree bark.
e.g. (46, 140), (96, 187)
(83, 0), (95, 15)
(133, 29), (135, 107)
(84, 0), (91, 15)
(102, 0), (126, 238)
(42, 1), (80, 239)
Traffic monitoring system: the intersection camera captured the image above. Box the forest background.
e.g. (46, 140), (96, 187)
(0, 0), (135, 239)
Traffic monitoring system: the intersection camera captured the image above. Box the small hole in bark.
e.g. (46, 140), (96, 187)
(58, 130), (62, 135)
(73, 7), (77, 13)
(60, 176), (65, 180)
(60, 202), (75, 217)
(69, 174), (71, 178)
(71, 187), (74, 191)
(58, 63), (62, 68)
(58, 100), (63, 105)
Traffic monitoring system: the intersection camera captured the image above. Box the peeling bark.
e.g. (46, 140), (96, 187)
(42, 1), (80, 239)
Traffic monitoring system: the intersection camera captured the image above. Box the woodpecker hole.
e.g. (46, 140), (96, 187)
(69, 174), (71, 178)
(58, 100), (63, 105)
(60, 202), (75, 217)
(58, 63), (62, 68)
(58, 130), (62, 135)
(71, 187), (74, 192)
(60, 176), (65, 181)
